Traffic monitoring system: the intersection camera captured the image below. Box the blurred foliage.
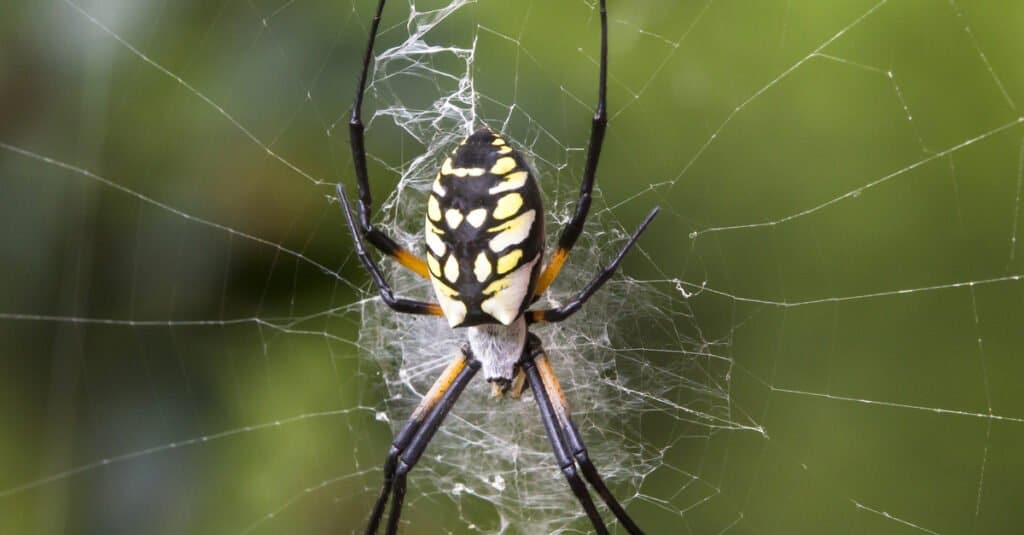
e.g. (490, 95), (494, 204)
(2, 0), (1023, 533)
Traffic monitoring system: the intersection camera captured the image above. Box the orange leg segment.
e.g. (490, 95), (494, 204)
(534, 247), (569, 297)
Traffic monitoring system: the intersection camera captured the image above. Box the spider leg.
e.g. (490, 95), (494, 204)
(529, 207), (658, 324)
(521, 337), (610, 535)
(529, 343), (646, 534)
(365, 350), (480, 535)
(534, 0), (609, 297)
(348, 0), (430, 280)
(337, 184), (442, 316)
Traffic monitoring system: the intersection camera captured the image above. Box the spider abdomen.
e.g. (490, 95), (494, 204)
(425, 128), (545, 327)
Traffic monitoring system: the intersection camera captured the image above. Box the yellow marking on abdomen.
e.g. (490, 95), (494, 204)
(427, 195), (442, 221)
(488, 210), (535, 252)
(445, 209), (464, 229)
(432, 277), (459, 297)
(432, 175), (447, 196)
(431, 277), (466, 327)
(443, 254), (459, 282)
(480, 255), (539, 325)
(452, 167), (486, 178)
(427, 254), (442, 278)
(474, 252), (492, 282)
(488, 171), (528, 195)
(492, 192), (523, 220)
(490, 156), (517, 175)
(466, 208), (488, 228)
(483, 276), (510, 296)
(496, 249), (523, 274)
(425, 218), (447, 256)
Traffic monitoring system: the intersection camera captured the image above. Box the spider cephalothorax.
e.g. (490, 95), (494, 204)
(336, 1), (656, 534)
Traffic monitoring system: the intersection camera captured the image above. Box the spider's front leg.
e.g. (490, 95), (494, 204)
(347, 0), (430, 280)
(365, 349), (479, 535)
(337, 184), (443, 317)
(529, 207), (659, 324)
(533, 0), (609, 297)
(521, 335), (646, 535)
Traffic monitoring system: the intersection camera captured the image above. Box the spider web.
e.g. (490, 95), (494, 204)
(2, 0), (1023, 534)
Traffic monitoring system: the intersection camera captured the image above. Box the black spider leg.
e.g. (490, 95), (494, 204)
(337, 184), (441, 316)
(530, 207), (659, 324)
(527, 339), (646, 534)
(363, 351), (480, 535)
(361, 352), (462, 535)
(348, 0), (429, 278)
(535, 0), (610, 295)
(564, 0), (609, 251)
(521, 338), (609, 535)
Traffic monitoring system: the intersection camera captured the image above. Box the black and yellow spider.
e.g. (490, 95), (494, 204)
(336, 1), (657, 533)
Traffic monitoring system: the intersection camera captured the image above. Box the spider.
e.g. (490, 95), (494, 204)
(336, 1), (657, 533)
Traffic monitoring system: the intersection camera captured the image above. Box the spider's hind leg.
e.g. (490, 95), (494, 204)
(521, 335), (645, 535)
(364, 351), (479, 535)
(521, 337), (609, 535)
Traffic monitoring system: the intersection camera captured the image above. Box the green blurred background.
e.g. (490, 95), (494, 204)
(2, 0), (1023, 533)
